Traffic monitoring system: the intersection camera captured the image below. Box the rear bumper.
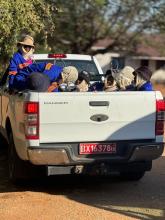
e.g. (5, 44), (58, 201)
(27, 142), (164, 165)
(28, 149), (70, 165)
(129, 144), (163, 161)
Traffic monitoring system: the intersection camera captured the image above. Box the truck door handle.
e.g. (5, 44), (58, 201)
(89, 101), (109, 107)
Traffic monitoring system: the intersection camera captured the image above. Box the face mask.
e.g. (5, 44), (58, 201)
(21, 46), (34, 60)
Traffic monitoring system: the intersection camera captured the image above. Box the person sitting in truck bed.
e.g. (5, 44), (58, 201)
(47, 65), (78, 92)
(114, 66), (135, 91)
(8, 35), (35, 88)
(104, 74), (118, 92)
(133, 66), (153, 91)
(8, 61), (61, 91)
(26, 65), (78, 92)
(7, 35), (70, 92)
(89, 69), (110, 92)
(75, 70), (90, 92)
(90, 69), (113, 92)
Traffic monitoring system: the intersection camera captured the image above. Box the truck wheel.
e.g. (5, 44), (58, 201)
(8, 132), (29, 183)
(0, 134), (8, 149)
(120, 171), (145, 181)
(8, 132), (45, 183)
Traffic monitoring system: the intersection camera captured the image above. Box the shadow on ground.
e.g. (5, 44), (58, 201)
(0, 146), (165, 220)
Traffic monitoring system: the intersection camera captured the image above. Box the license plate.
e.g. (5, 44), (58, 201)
(79, 143), (116, 155)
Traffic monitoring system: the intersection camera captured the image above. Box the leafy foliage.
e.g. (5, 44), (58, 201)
(0, 0), (56, 63)
(0, 0), (164, 70)
(46, 0), (111, 53)
(46, 0), (165, 54)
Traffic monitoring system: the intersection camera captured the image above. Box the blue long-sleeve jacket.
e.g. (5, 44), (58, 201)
(8, 51), (33, 74)
(9, 60), (63, 91)
(8, 51), (33, 90)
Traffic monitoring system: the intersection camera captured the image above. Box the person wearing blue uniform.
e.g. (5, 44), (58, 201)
(75, 70), (90, 92)
(10, 62), (63, 91)
(133, 66), (153, 91)
(8, 35), (63, 91)
(8, 35), (35, 90)
(8, 36), (79, 92)
(27, 65), (78, 92)
(45, 65), (78, 92)
(114, 66), (135, 91)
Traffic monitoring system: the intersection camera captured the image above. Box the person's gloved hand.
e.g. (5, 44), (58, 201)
(59, 82), (76, 92)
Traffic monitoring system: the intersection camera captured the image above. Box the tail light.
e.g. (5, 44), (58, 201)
(24, 102), (39, 139)
(155, 100), (165, 135)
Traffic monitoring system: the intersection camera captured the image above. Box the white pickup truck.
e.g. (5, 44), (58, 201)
(0, 53), (164, 183)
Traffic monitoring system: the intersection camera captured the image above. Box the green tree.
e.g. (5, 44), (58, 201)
(0, 0), (56, 66)
(152, 3), (165, 33)
(0, 0), (164, 69)
(46, 0), (110, 53)
(46, 0), (164, 54)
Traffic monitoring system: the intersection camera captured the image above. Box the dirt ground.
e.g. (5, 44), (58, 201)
(0, 148), (164, 220)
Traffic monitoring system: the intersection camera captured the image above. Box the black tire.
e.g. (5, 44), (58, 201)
(8, 132), (45, 183)
(8, 132), (28, 183)
(0, 134), (8, 149)
(120, 171), (145, 181)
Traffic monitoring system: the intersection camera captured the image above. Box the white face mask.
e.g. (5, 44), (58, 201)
(21, 46), (34, 60)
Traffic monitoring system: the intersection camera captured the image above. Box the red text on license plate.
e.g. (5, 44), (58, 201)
(79, 143), (116, 154)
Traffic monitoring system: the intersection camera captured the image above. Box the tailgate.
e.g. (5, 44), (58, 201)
(38, 92), (156, 143)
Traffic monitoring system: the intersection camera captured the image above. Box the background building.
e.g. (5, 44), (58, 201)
(93, 35), (165, 74)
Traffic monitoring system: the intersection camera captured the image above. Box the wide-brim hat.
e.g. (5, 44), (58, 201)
(17, 35), (35, 47)
(61, 66), (78, 83)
